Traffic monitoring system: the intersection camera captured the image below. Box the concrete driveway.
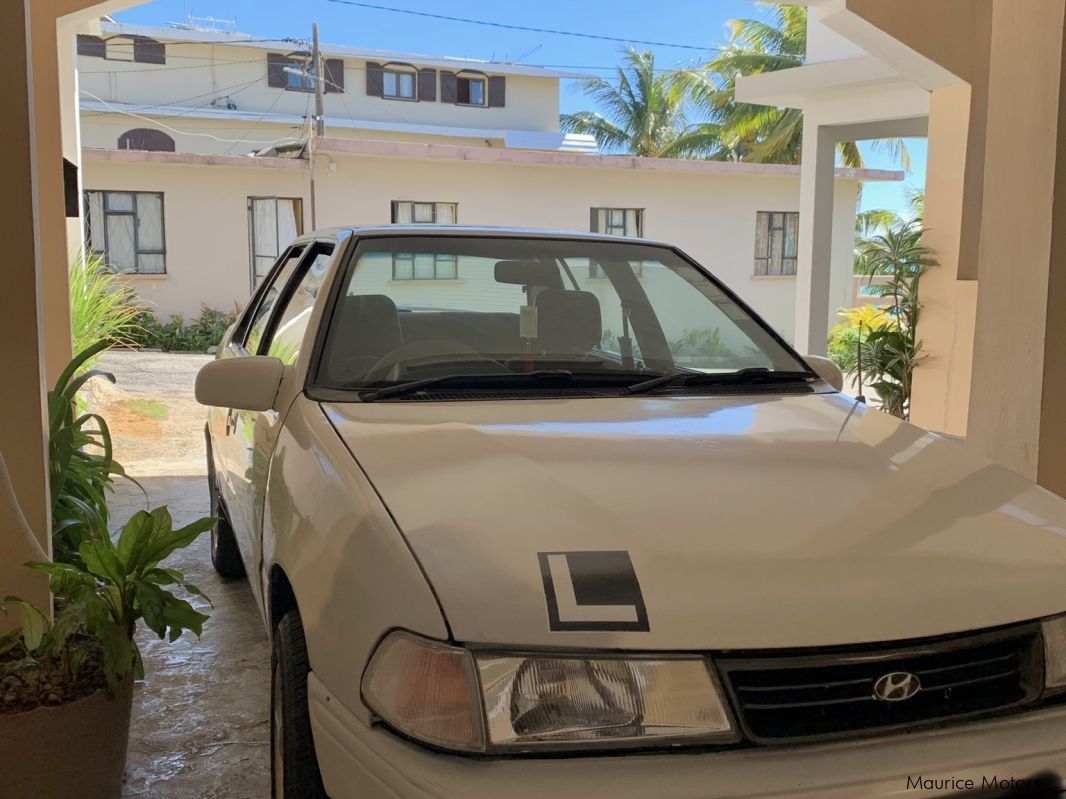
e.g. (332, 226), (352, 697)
(99, 351), (270, 798)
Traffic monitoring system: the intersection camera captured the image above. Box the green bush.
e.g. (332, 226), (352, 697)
(69, 253), (142, 370)
(129, 305), (240, 352)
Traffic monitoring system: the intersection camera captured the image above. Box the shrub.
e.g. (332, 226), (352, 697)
(129, 305), (240, 352)
(68, 254), (142, 369)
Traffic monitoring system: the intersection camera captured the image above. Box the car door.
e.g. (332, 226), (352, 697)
(212, 244), (307, 581)
(229, 243), (334, 599)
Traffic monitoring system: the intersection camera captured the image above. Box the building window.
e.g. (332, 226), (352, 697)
(457, 76), (486, 106)
(753, 211), (799, 276)
(392, 253), (459, 281)
(440, 72), (504, 107)
(84, 191), (166, 274)
(249, 197), (304, 289)
(592, 207), (642, 238)
(391, 201), (457, 224)
(588, 208), (643, 277)
(383, 69), (416, 99)
(118, 128), (176, 152)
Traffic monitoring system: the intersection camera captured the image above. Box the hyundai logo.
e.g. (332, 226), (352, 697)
(872, 671), (921, 702)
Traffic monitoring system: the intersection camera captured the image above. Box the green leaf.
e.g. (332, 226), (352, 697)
(116, 510), (156, 572)
(97, 621), (135, 694)
(1, 598), (51, 653)
(141, 513), (215, 568)
(80, 538), (124, 587)
(134, 583), (169, 639)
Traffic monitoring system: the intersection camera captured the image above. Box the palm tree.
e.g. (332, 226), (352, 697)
(561, 48), (724, 158)
(678, 3), (908, 169)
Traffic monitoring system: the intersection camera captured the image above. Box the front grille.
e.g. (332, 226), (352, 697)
(719, 625), (1043, 743)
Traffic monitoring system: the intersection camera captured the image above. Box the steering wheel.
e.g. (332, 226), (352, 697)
(364, 339), (503, 383)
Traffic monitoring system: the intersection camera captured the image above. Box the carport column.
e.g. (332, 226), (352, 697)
(793, 117), (837, 355)
(967, 0), (1066, 498)
(0, 0), (53, 621)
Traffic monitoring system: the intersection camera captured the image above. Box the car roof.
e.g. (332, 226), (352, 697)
(291, 225), (668, 248)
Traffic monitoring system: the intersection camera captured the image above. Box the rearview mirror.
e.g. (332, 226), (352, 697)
(195, 356), (285, 411)
(804, 355), (844, 391)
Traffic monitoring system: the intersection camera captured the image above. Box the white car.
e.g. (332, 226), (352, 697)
(197, 227), (1066, 799)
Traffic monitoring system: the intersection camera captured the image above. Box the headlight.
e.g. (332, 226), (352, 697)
(1042, 614), (1066, 689)
(477, 653), (737, 750)
(362, 631), (737, 753)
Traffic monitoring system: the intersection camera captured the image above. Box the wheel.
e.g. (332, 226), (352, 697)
(206, 436), (245, 580)
(272, 611), (326, 799)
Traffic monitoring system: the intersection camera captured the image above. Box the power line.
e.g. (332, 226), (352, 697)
(323, 0), (716, 52)
(79, 88), (305, 147)
(79, 58), (263, 74)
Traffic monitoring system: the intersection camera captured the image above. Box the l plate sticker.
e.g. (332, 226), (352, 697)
(538, 551), (649, 632)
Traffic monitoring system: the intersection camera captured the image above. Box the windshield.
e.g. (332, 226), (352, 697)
(314, 235), (810, 390)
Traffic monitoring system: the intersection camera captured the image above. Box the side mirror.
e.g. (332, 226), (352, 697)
(195, 356), (285, 411)
(804, 354), (844, 391)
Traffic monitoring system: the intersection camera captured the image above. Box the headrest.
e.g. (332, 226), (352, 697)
(329, 294), (403, 359)
(494, 259), (563, 289)
(534, 290), (602, 352)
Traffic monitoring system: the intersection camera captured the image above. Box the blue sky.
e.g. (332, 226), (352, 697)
(114, 0), (925, 214)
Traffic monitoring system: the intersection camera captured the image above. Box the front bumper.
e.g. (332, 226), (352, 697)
(309, 672), (1066, 798)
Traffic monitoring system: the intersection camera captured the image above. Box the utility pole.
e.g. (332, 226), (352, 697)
(309, 22), (324, 229)
(312, 22), (325, 138)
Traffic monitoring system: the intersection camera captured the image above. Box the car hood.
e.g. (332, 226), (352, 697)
(322, 393), (1066, 650)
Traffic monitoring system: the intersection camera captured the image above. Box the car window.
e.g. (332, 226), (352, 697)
(244, 247), (305, 353)
(260, 248), (333, 364)
(316, 236), (808, 389)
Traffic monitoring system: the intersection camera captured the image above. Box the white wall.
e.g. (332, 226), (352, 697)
(81, 156), (309, 319)
(81, 150), (861, 340)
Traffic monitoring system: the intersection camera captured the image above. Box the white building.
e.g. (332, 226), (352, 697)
(77, 19), (900, 342)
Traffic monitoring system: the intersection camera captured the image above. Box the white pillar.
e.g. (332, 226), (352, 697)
(794, 118), (837, 355)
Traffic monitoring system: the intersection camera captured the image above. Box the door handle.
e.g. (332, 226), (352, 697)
(225, 408), (238, 436)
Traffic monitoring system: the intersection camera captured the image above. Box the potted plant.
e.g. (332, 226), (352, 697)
(0, 507), (212, 799)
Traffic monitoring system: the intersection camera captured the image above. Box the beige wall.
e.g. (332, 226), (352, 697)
(77, 39), (560, 146)
(967, 0), (1066, 495)
(80, 117), (513, 156)
(909, 85), (977, 435)
(312, 153), (861, 343)
(81, 155), (309, 319)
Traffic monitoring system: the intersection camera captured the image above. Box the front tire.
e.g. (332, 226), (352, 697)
(272, 611), (326, 799)
(206, 435), (244, 580)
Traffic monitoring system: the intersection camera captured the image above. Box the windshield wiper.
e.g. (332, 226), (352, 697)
(624, 367), (814, 396)
(359, 370), (575, 402)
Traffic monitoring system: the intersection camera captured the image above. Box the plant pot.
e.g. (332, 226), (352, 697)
(0, 678), (133, 799)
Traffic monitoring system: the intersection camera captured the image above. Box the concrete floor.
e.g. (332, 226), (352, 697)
(100, 351), (271, 798)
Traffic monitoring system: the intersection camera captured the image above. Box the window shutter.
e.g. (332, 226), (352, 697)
(417, 69), (437, 101)
(324, 58), (344, 93)
(590, 208), (599, 233)
(77, 34), (106, 58)
(440, 71), (458, 103)
(133, 37), (166, 64)
(366, 61), (384, 96)
(488, 75), (506, 107)
(267, 53), (289, 88)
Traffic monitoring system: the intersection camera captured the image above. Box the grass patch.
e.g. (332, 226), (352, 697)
(118, 398), (168, 422)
